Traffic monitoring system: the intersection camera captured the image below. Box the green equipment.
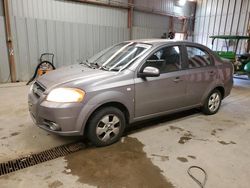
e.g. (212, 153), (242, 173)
(210, 35), (250, 79)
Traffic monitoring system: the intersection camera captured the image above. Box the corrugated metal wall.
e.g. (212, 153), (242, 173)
(132, 11), (169, 39)
(194, 0), (250, 53)
(10, 17), (129, 81)
(134, 0), (195, 17)
(4, 0), (129, 82)
(0, 0), (195, 82)
(132, 0), (194, 39)
(9, 0), (128, 27)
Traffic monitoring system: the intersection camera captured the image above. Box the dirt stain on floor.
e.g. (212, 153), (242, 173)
(178, 132), (193, 144)
(10, 132), (20, 137)
(211, 129), (216, 136)
(222, 119), (235, 123)
(188, 155), (196, 159)
(177, 157), (188, 163)
(151, 154), (169, 161)
(218, 141), (236, 145)
(211, 128), (223, 136)
(169, 126), (184, 132)
(178, 136), (192, 144)
(43, 176), (52, 180)
(48, 180), (63, 188)
(18, 124), (24, 128)
(64, 137), (174, 188)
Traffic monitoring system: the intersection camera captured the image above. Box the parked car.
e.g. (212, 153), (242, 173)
(28, 39), (233, 146)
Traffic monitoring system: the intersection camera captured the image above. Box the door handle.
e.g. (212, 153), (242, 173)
(173, 77), (182, 82)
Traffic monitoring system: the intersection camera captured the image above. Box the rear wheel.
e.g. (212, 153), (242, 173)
(87, 107), (126, 147)
(202, 89), (222, 115)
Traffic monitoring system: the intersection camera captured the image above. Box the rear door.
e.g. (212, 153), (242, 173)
(134, 45), (188, 117)
(183, 45), (218, 106)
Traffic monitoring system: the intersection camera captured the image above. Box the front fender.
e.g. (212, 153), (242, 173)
(76, 90), (134, 135)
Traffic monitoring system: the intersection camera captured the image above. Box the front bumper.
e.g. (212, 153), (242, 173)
(28, 87), (84, 136)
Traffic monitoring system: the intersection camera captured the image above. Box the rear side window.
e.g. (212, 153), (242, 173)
(186, 46), (212, 68)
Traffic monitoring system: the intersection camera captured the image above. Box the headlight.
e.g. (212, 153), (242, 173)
(46, 88), (85, 102)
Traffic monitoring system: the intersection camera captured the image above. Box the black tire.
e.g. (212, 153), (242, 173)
(87, 107), (126, 147)
(202, 89), (222, 115)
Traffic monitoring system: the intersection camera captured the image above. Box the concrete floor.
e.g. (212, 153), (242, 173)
(0, 79), (250, 188)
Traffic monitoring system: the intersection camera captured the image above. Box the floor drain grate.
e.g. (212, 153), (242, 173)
(0, 142), (85, 177)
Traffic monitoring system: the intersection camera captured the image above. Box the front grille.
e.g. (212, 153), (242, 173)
(0, 142), (85, 177)
(33, 82), (46, 97)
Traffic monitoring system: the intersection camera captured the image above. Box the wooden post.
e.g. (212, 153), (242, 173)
(3, 0), (16, 82)
(169, 16), (174, 33)
(182, 18), (188, 40)
(128, 0), (133, 40)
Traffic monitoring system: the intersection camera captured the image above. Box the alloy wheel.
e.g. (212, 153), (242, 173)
(96, 114), (121, 142)
(208, 92), (221, 112)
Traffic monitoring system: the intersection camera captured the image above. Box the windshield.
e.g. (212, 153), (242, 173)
(87, 42), (151, 71)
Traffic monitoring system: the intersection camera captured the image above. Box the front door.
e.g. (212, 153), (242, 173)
(134, 45), (187, 118)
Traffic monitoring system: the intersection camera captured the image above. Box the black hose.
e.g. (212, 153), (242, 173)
(26, 61), (55, 85)
(187, 166), (207, 188)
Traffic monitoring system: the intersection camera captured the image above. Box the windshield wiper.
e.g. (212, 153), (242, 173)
(99, 65), (109, 71)
(90, 62), (100, 69)
(79, 60), (93, 69)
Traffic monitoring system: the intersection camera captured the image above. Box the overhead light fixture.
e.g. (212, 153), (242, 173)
(179, 0), (186, 6)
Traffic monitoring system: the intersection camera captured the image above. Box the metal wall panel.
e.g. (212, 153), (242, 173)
(132, 26), (166, 39)
(3, 0), (130, 82)
(0, 16), (10, 82)
(194, 0), (250, 53)
(133, 10), (184, 39)
(17, 18), (129, 81)
(133, 11), (169, 30)
(9, 0), (128, 27)
(0, 0), (4, 16)
(134, 0), (195, 17)
(9, 16), (129, 81)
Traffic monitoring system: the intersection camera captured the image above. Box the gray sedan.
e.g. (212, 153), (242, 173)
(28, 39), (233, 146)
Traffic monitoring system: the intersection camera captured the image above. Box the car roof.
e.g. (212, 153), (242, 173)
(125, 38), (178, 44)
(123, 39), (216, 55)
(124, 38), (219, 59)
(125, 38), (194, 47)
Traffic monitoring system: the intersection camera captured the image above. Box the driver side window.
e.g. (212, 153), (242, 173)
(143, 46), (181, 73)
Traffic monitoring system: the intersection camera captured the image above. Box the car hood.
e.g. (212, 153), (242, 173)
(37, 64), (116, 91)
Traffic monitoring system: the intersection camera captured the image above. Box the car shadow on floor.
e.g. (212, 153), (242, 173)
(124, 108), (201, 136)
(72, 108), (201, 146)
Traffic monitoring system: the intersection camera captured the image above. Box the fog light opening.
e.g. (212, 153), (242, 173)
(44, 120), (61, 131)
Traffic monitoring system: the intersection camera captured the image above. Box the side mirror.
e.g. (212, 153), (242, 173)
(138, 66), (160, 77)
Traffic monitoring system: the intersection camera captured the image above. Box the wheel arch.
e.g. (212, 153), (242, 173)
(201, 85), (225, 106)
(214, 86), (225, 99)
(83, 101), (130, 136)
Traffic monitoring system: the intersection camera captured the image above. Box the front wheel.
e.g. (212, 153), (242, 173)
(202, 89), (222, 115)
(87, 107), (126, 147)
